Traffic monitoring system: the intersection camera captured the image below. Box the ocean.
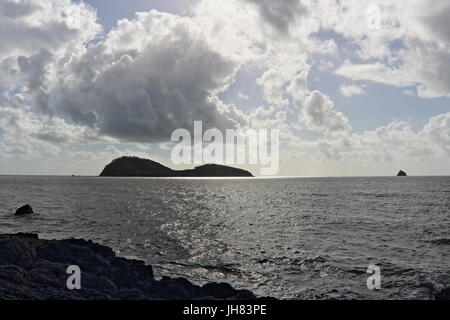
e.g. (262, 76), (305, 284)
(0, 175), (449, 299)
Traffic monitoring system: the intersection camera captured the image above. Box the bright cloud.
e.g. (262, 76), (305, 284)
(301, 91), (352, 134)
(339, 83), (366, 97)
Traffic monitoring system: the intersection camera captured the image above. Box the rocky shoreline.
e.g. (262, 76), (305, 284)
(1, 233), (448, 300)
(0, 233), (261, 300)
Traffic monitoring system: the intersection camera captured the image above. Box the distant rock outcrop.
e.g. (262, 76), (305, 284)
(397, 170), (407, 176)
(0, 233), (259, 300)
(15, 204), (33, 216)
(99, 156), (254, 177)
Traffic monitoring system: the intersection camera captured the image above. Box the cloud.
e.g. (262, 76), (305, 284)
(420, 112), (450, 156)
(243, 0), (308, 35)
(300, 91), (351, 134)
(16, 48), (54, 113)
(0, 0), (102, 114)
(324, 0), (450, 98)
(0, 106), (137, 175)
(284, 111), (450, 176)
(1, 0), (450, 176)
(419, 2), (450, 46)
(238, 92), (250, 100)
(0, 6), (247, 143)
(54, 11), (243, 142)
(0, 107), (103, 145)
(0, 0), (100, 60)
(402, 90), (416, 96)
(335, 62), (412, 87)
(194, 0), (323, 108)
(339, 83), (366, 97)
(287, 71), (309, 101)
(0, 2), (247, 144)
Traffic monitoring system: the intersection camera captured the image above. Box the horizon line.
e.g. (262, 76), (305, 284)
(0, 174), (449, 179)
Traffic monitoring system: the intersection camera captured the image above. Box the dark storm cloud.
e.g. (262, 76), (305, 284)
(55, 12), (243, 142)
(421, 2), (450, 45)
(244, 0), (307, 35)
(17, 49), (54, 114)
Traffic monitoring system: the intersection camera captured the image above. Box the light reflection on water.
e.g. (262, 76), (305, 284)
(0, 176), (449, 299)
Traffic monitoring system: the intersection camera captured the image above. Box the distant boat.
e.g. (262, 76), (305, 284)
(397, 170), (407, 176)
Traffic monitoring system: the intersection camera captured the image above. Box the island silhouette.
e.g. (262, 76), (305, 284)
(99, 156), (254, 177)
(397, 170), (407, 176)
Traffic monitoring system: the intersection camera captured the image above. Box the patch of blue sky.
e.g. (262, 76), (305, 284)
(218, 64), (267, 112)
(309, 68), (450, 133)
(81, 0), (198, 33)
(10, 85), (25, 95)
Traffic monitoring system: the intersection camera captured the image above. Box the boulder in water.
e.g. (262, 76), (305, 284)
(15, 204), (34, 216)
(397, 170), (407, 176)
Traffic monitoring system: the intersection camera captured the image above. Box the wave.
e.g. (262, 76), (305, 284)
(428, 238), (450, 245)
(167, 261), (241, 275)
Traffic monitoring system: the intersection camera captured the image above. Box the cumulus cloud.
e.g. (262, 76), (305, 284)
(287, 71), (309, 102)
(420, 113), (450, 156)
(0, 0), (102, 121)
(0, 0), (100, 60)
(0, 107), (103, 145)
(339, 83), (366, 97)
(283, 112), (450, 176)
(243, 0), (308, 35)
(301, 91), (352, 134)
(194, 0), (325, 108)
(0, 4), (246, 143)
(325, 0), (450, 98)
(55, 11), (241, 142)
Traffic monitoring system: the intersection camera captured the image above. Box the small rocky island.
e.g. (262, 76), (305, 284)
(99, 156), (254, 177)
(0, 233), (258, 300)
(397, 170), (407, 176)
(15, 204), (34, 216)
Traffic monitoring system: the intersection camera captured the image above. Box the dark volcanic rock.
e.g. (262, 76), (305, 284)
(397, 170), (407, 176)
(99, 156), (254, 177)
(0, 233), (258, 300)
(435, 287), (450, 300)
(201, 282), (256, 299)
(15, 204), (34, 216)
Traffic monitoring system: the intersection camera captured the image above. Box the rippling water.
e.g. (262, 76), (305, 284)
(0, 176), (449, 299)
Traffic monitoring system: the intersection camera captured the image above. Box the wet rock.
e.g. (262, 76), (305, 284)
(0, 233), (262, 300)
(15, 204), (34, 215)
(202, 282), (256, 299)
(435, 287), (450, 300)
(118, 288), (146, 300)
(84, 273), (118, 297)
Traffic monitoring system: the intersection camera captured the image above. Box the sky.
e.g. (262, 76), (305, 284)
(0, 0), (449, 176)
